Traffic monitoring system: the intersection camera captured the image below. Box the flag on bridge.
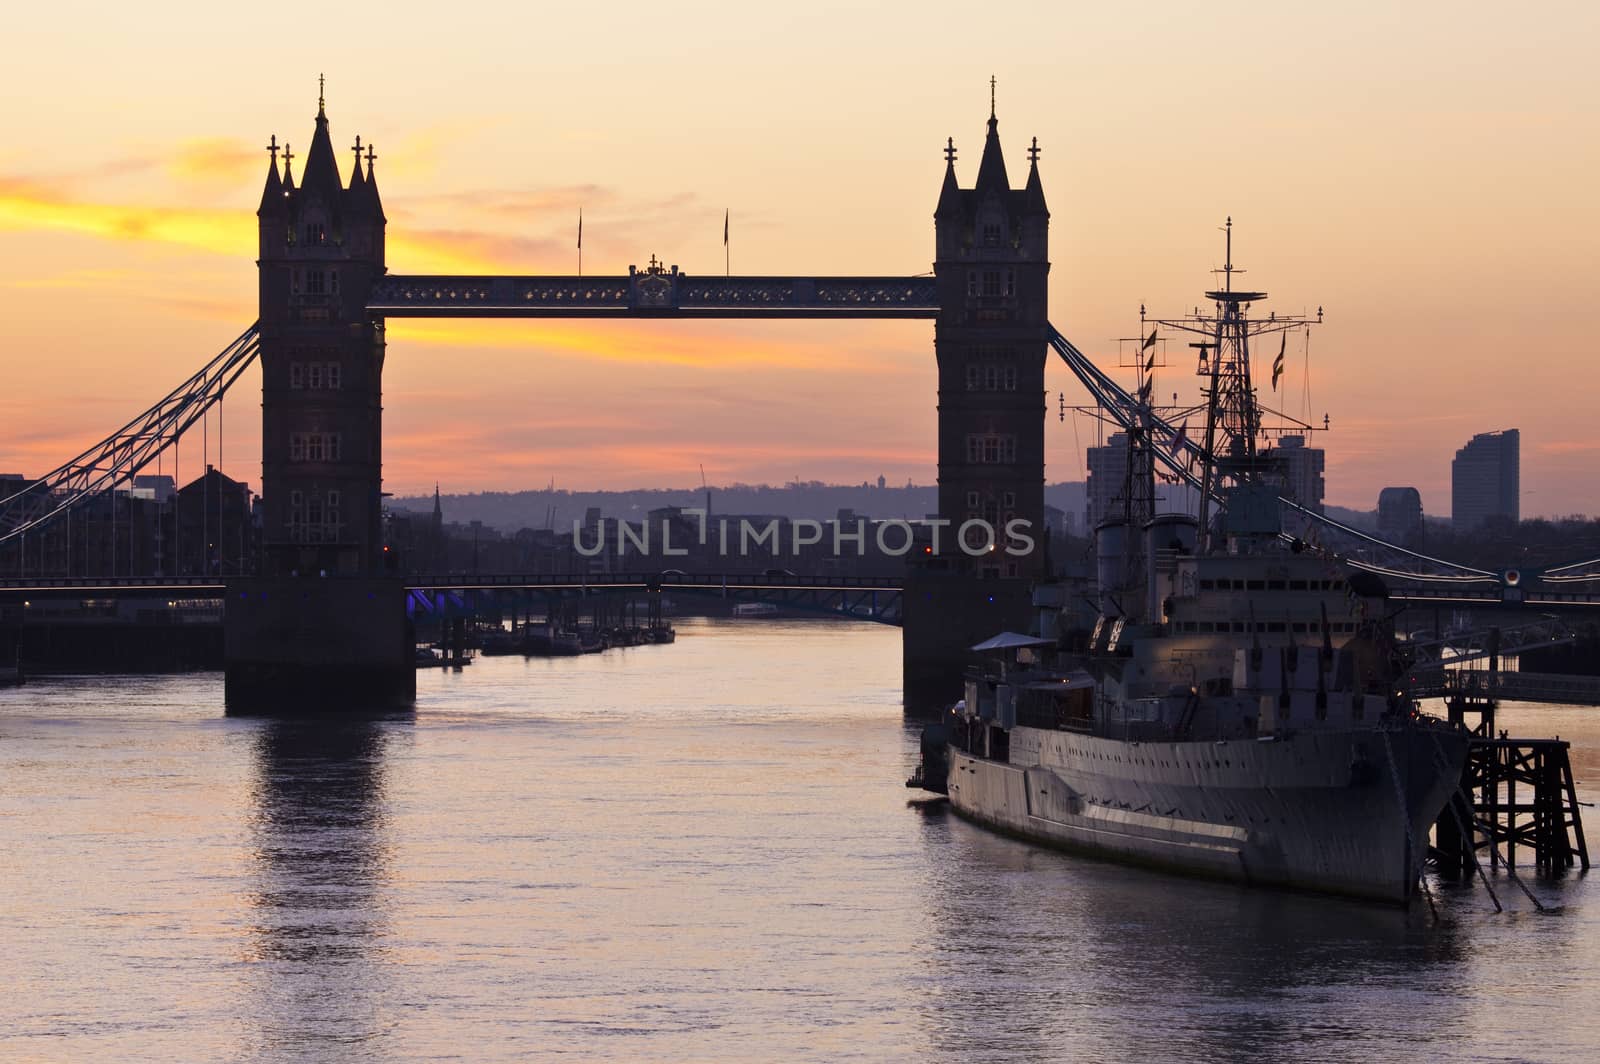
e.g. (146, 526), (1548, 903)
(723, 208), (729, 246)
(1142, 328), (1157, 350)
(577, 208), (582, 249)
(1271, 333), (1286, 391)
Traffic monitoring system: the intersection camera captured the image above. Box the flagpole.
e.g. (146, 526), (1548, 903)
(724, 208), (729, 277)
(578, 208), (583, 277)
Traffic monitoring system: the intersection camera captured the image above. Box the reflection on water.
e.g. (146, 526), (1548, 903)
(910, 798), (1472, 1063)
(242, 713), (408, 1057)
(2, 624), (1600, 1062)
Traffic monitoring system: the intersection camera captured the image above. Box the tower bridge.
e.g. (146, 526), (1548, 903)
(3, 86), (1598, 708)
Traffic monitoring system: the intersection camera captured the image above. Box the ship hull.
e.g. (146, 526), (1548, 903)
(946, 723), (1468, 904)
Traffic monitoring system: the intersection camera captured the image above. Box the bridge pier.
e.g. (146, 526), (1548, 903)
(902, 568), (1032, 711)
(224, 576), (413, 711)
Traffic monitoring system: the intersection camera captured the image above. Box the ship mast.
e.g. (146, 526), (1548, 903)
(1147, 219), (1323, 551)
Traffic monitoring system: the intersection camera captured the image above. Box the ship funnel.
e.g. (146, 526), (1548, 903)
(1144, 514), (1198, 624)
(1095, 519), (1132, 618)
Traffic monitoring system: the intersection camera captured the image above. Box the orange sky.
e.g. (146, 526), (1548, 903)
(2, 2), (1597, 516)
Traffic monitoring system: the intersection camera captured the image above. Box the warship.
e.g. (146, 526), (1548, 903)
(908, 227), (1470, 904)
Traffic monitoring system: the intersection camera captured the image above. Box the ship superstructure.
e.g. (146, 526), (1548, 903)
(909, 228), (1469, 904)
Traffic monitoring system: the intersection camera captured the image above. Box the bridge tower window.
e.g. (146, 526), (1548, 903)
(308, 363), (323, 389)
(306, 270), (326, 295)
(306, 222), (327, 246)
(289, 363), (304, 389)
(326, 362), (341, 389)
(306, 495), (324, 542)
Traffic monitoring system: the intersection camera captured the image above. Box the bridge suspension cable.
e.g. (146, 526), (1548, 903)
(0, 323), (262, 546)
(1045, 323), (1499, 583)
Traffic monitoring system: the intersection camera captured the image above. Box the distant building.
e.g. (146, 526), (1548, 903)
(175, 466), (255, 575)
(1452, 430), (1519, 531)
(1085, 432), (1130, 529)
(1270, 435), (1326, 514)
(132, 475), (176, 504)
(1377, 487), (1424, 547)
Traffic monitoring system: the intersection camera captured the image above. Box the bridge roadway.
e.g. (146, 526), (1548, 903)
(0, 572), (906, 624)
(1412, 669), (1600, 707)
(366, 273), (939, 319)
(7, 574), (1600, 606)
(1385, 585), (1600, 609)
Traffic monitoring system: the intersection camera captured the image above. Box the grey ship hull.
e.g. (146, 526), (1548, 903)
(946, 723), (1468, 904)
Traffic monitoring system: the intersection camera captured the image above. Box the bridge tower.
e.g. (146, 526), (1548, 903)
(226, 89), (412, 709)
(255, 90), (387, 575)
(905, 96), (1050, 706)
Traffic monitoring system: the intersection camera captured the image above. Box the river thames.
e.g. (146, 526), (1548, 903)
(3, 618), (1599, 1062)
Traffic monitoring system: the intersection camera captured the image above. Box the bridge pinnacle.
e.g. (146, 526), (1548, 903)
(318, 73), (326, 118)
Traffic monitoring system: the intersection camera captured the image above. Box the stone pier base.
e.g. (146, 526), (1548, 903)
(224, 576), (414, 713)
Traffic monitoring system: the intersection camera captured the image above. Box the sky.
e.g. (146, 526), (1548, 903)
(1, 1), (1597, 516)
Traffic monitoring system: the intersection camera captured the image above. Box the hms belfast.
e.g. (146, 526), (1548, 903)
(909, 224), (1470, 905)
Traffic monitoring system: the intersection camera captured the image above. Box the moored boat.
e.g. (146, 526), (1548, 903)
(908, 231), (1470, 904)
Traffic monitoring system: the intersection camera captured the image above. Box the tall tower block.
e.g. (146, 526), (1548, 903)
(904, 96), (1050, 707)
(226, 88), (412, 710)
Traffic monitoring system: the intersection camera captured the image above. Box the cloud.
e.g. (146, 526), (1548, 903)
(384, 318), (913, 372)
(0, 179), (247, 258)
(167, 137), (260, 186)
(1539, 441), (1600, 456)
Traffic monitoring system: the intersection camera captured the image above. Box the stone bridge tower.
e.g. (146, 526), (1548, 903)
(934, 99), (1049, 576)
(227, 89), (411, 710)
(904, 98), (1050, 706)
(255, 89), (387, 577)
